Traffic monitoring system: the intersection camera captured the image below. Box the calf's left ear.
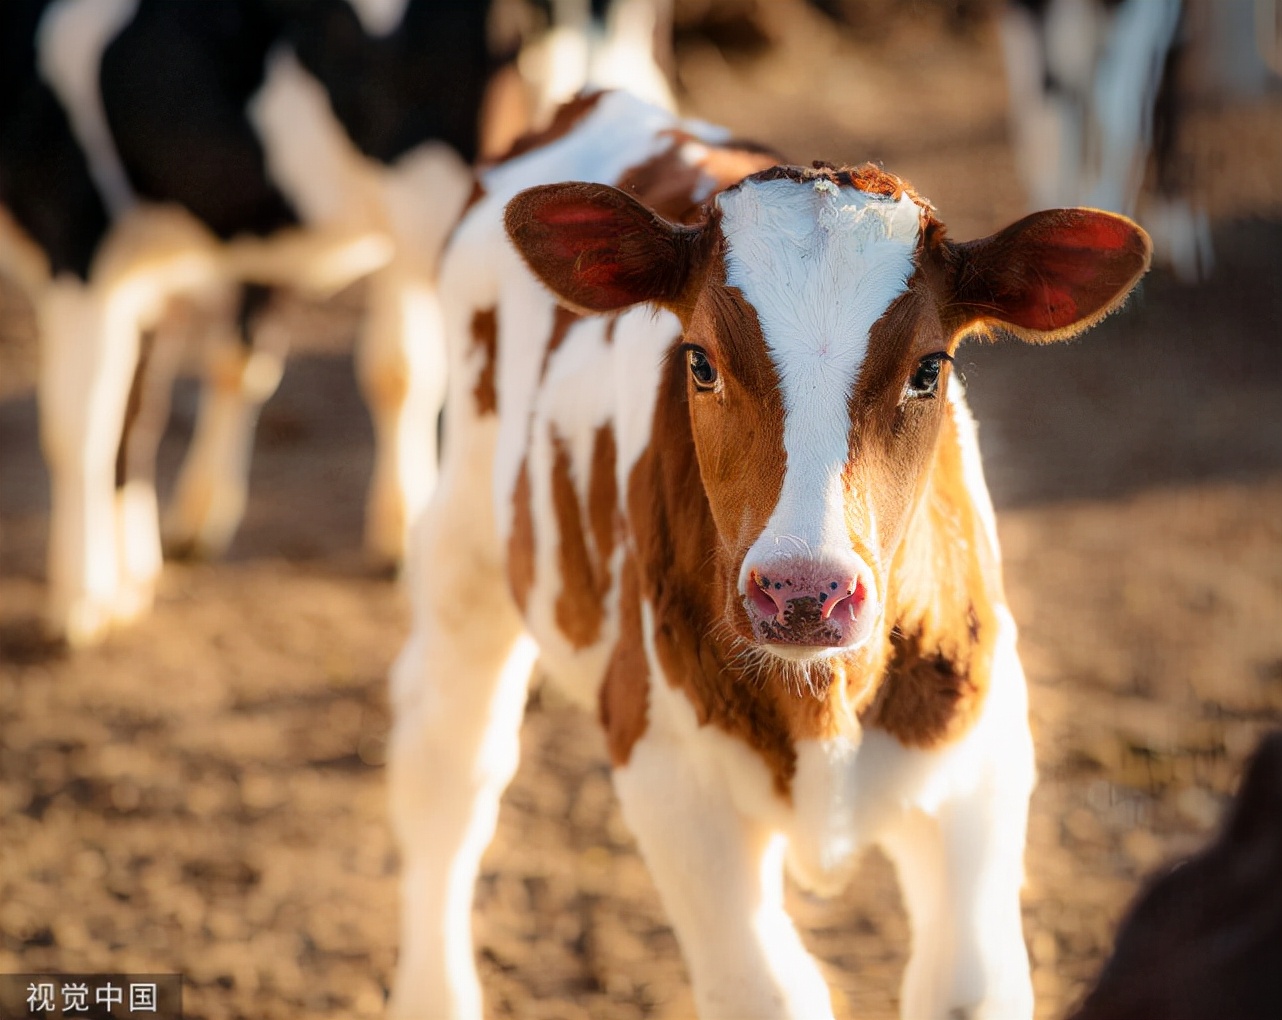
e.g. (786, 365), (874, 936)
(505, 182), (704, 314)
(944, 208), (1152, 343)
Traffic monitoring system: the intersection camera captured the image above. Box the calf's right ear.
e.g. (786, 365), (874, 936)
(505, 182), (704, 314)
(943, 208), (1152, 344)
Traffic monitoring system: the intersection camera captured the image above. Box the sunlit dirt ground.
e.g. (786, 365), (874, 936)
(3, 6), (1281, 1019)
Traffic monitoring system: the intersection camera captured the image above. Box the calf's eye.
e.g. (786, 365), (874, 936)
(905, 352), (951, 399)
(686, 345), (719, 390)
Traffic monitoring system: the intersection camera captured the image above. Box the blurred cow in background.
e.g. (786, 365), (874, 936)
(1071, 730), (1282, 1020)
(0, 0), (674, 648)
(1000, 0), (1214, 282)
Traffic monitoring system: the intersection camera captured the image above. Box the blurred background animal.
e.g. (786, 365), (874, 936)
(1070, 731), (1282, 1020)
(999, 0), (1279, 282)
(0, 0), (674, 647)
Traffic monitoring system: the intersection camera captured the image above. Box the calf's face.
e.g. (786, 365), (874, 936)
(506, 165), (1149, 662)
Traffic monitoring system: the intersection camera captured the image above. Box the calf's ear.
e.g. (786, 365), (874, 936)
(944, 208), (1151, 343)
(505, 182), (704, 314)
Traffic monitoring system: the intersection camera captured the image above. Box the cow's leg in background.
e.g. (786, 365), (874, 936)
(40, 207), (218, 644)
(1000, 0), (1092, 209)
(39, 279), (133, 646)
(1001, 0), (1213, 282)
(1088, 0), (1181, 213)
(164, 284), (285, 559)
(386, 370), (536, 1017)
(113, 306), (188, 621)
(355, 143), (471, 568)
(355, 260), (447, 570)
(1136, 15), (1213, 283)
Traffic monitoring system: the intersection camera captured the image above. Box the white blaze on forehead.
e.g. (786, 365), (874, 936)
(718, 176), (920, 582)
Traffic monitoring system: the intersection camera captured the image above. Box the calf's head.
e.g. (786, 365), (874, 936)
(506, 165), (1149, 661)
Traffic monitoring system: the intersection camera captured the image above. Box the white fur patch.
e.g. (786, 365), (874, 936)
(947, 378), (1001, 562)
(718, 177), (921, 587)
(454, 92), (726, 542)
(250, 48), (373, 229)
(37, 0), (140, 219)
(344, 0), (410, 37)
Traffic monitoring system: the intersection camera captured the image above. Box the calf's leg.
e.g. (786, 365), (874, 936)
(386, 413), (534, 1019)
(614, 732), (835, 1020)
(878, 638), (1035, 1020)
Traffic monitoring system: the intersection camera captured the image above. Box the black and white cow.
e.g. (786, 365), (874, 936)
(0, 0), (494, 646)
(0, 0), (673, 647)
(1000, 0), (1214, 282)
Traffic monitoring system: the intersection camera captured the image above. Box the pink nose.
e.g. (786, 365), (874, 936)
(741, 558), (876, 649)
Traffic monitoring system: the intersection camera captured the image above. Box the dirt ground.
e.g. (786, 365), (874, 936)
(3, 6), (1281, 1020)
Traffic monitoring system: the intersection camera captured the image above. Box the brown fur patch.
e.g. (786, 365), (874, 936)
(491, 91), (607, 164)
(550, 425), (615, 650)
(681, 258), (788, 642)
(600, 554), (649, 766)
(470, 307), (498, 415)
(587, 423), (618, 575)
(507, 458), (535, 613)
(726, 162), (934, 213)
(615, 134), (779, 226)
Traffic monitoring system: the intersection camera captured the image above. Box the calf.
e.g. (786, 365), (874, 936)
(1000, 0), (1212, 281)
(388, 90), (1150, 1019)
(1072, 731), (1282, 1020)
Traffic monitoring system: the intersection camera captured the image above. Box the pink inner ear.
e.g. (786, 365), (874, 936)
(535, 202), (621, 227)
(982, 210), (1148, 333)
(531, 201), (625, 266)
(1013, 248), (1110, 330)
(1046, 215), (1138, 252)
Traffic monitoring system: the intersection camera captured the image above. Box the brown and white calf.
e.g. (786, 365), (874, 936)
(388, 90), (1150, 1019)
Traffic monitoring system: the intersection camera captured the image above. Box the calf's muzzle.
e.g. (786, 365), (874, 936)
(741, 555), (878, 653)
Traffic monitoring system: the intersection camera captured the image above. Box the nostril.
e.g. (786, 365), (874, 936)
(748, 571), (786, 620)
(821, 578), (864, 621)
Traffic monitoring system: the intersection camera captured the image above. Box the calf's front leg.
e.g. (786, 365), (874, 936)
(614, 731), (835, 1020)
(876, 664), (1036, 1020)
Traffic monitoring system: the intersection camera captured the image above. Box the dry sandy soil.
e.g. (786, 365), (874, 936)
(2, 6), (1281, 1019)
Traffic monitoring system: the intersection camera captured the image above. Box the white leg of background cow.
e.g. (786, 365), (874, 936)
(355, 260), (447, 569)
(1139, 192), (1213, 284)
(356, 142), (471, 568)
(387, 409), (537, 1018)
(1000, 0), (1091, 210)
(38, 279), (134, 645)
(38, 206), (220, 643)
(879, 632), (1035, 1020)
(1088, 0), (1182, 214)
(615, 736), (834, 1020)
(114, 311), (189, 620)
(164, 295), (286, 559)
